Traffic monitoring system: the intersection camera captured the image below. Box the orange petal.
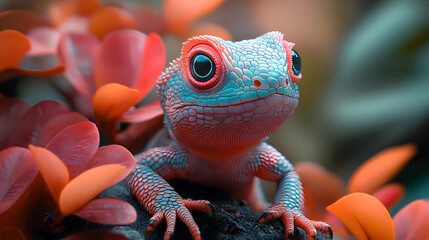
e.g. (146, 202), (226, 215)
(88, 6), (137, 39)
(326, 192), (395, 240)
(295, 162), (345, 221)
(59, 164), (125, 216)
(0, 30), (30, 73)
(185, 22), (232, 40)
(348, 143), (417, 194)
(162, 0), (226, 34)
(77, 0), (101, 16)
(28, 145), (69, 203)
(93, 83), (142, 122)
(373, 183), (405, 210)
(393, 199), (429, 239)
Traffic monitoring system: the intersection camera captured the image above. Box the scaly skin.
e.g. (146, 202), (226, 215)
(128, 32), (332, 240)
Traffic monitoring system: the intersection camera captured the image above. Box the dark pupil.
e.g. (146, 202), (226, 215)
(291, 49), (301, 76)
(191, 54), (215, 82)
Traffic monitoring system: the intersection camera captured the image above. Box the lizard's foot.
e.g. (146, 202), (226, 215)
(145, 198), (214, 240)
(258, 205), (332, 240)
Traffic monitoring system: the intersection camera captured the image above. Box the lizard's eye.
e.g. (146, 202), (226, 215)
(190, 54), (215, 82)
(283, 40), (302, 83)
(291, 49), (301, 77)
(185, 44), (225, 90)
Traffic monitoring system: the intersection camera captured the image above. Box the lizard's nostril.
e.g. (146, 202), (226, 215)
(254, 80), (261, 87)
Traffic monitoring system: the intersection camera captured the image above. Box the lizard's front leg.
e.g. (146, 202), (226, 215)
(252, 143), (332, 240)
(127, 145), (213, 240)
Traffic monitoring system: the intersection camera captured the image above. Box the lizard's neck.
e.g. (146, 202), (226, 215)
(175, 135), (263, 161)
(168, 114), (285, 161)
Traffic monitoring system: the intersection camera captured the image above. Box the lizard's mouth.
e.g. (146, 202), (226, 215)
(175, 93), (298, 111)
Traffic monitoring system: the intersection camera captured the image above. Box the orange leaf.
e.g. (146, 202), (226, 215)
(93, 83), (142, 122)
(77, 0), (101, 16)
(393, 199), (429, 239)
(162, 0), (226, 34)
(348, 143), (417, 194)
(59, 164), (125, 216)
(28, 145), (69, 203)
(326, 192), (395, 240)
(88, 6), (136, 39)
(0, 30), (30, 73)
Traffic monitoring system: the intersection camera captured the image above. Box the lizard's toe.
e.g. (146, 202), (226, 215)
(145, 199), (207, 240)
(294, 215), (316, 240)
(280, 211), (294, 239)
(146, 212), (164, 237)
(177, 206), (201, 240)
(309, 220), (332, 239)
(183, 199), (214, 213)
(164, 211), (177, 240)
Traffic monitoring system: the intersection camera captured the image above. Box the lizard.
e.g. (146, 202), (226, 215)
(127, 31), (332, 240)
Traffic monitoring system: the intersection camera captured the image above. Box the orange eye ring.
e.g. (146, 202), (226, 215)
(184, 44), (225, 90)
(283, 40), (302, 83)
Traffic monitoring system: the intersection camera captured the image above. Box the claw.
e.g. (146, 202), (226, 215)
(146, 220), (157, 238)
(327, 226), (333, 239)
(257, 212), (271, 223)
(208, 203), (216, 217)
(308, 220), (332, 239)
(148, 219), (156, 228)
(146, 212), (163, 237)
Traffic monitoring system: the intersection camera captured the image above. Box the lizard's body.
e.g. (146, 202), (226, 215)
(128, 32), (331, 239)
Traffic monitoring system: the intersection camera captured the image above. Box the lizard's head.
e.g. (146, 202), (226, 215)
(157, 32), (301, 159)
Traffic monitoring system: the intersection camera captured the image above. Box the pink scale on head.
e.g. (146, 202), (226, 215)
(282, 40), (302, 83)
(181, 36), (225, 90)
